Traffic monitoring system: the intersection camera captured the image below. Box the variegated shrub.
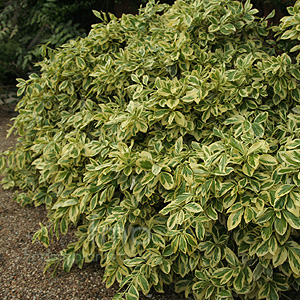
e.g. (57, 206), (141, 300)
(1, 0), (300, 299)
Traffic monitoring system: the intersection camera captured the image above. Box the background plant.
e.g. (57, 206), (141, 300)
(0, 0), (86, 85)
(1, 0), (300, 299)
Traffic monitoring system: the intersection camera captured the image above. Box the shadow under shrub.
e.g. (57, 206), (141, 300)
(1, 0), (300, 299)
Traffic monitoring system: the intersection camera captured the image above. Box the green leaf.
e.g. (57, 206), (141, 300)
(219, 182), (235, 197)
(59, 80), (69, 91)
(137, 275), (150, 294)
(244, 207), (254, 223)
(273, 246), (288, 267)
(274, 216), (288, 235)
(239, 88), (248, 98)
(52, 198), (78, 209)
(290, 67), (300, 80)
(248, 141), (268, 155)
(242, 163), (255, 177)
(291, 44), (300, 52)
(262, 224), (273, 240)
(233, 269), (245, 291)
(220, 23), (236, 35)
(17, 85), (26, 96)
(224, 115), (244, 125)
(137, 159), (153, 170)
(195, 221), (205, 241)
(185, 232), (198, 248)
(160, 202), (177, 215)
(213, 267), (234, 285)
(63, 252), (75, 272)
(259, 154), (277, 166)
(252, 123), (264, 138)
(258, 282), (270, 299)
(161, 258), (171, 274)
(126, 285), (139, 300)
(256, 208), (274, 224)
(247, 153), (260, 169)
(268, 282), (279, 300)
(205, 285), (215, 299)
(131, 74), (140, 83)
(288, 246), (300, 275)
(141, 172), (155, 185)
(206, 206), (218, 220)
(159, 172), (174, 190)
(175, 136), (183, 154)
(230, 138), (245, 154)
(162, 244), (174, 257)
(124, 257), (145, 267)
(92, 9), (104, 19)
(182, 165), (194, 184)
(275, 185), (295, 198)
(243, 266), (253, 285)
(179, 235), (187, 253)
(281, 29), (297, 40)
(152, 233), (166, 248)
(167, 213), (179, 230)
(217, 290), (233, 299)
(227, 208), (244, 231)
(256, 240), (269, 257)
(142, 75), (149, 85)
(268, 235), (278, 255)
(225, 247), (239, 266)
(254, 112), (268, 123)
(113, 293), (124, 300)
(152, 164), (162, 176)
(184, 202), (203, 213)
(265, 9), (275, 20)
(282, 210), (300, 229)
(75, 57), (86, 69)
(174, 111), (186, 127)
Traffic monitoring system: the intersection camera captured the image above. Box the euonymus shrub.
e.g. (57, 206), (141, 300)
(1, 0), (300, 299)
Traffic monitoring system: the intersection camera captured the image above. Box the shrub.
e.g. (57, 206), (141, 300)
(1, 0), (300, 299)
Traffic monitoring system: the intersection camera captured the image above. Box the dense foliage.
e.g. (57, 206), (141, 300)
(0, 0), (87, 85)
(2, 0), (300, 299)
(0, 0), (296, 86)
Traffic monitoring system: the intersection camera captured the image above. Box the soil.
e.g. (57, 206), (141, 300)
(0, 101), (300, 300)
